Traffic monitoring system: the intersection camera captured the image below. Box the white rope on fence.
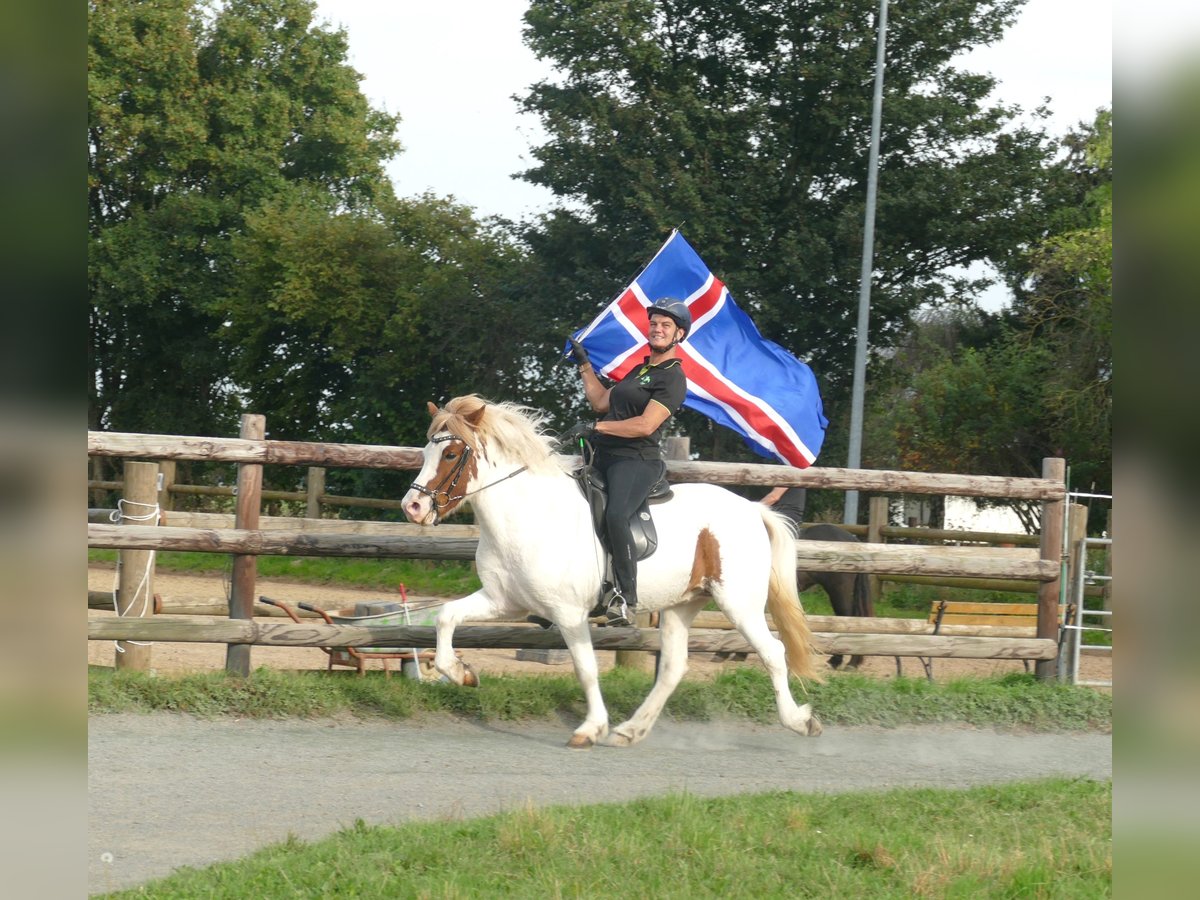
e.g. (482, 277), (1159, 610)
(109, 499), (161, 651)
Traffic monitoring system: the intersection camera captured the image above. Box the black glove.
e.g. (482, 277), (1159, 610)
(560, 421), (593, 445)
(568, 337), (591, 368)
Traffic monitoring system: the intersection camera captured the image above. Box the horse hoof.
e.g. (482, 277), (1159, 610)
(600, 729), (634, 748)
(461, 664), (479, 688)
(807, 716), (823, 737)
(566, 734), (594, 750)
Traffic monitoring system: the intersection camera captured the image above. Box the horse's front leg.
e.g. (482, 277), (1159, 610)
(555, 619), (610, 750)
(434, 589), (519, 686)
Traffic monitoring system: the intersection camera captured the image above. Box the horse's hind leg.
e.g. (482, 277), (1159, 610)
(720, 593), (821, 737)
(604, 598), (705, 748)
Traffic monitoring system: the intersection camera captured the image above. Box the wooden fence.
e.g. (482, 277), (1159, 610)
(87, 419), (1069, 678)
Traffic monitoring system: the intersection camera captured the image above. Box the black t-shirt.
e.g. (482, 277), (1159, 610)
(592, 357), (687, 459)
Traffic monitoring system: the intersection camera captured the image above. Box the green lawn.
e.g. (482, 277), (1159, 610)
(98, 778), (1111, 899)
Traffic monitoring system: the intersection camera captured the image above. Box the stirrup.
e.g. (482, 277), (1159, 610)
(604, 593), (635, 627)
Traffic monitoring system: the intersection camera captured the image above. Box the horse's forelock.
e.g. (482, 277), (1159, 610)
(429, 394), (558, 472)
(427, 395), (486, 451)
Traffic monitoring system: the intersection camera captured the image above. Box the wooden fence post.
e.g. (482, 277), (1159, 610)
(306, 466), (325, 519)
(157, 460), (176, 514)
(90, 456), (107, 508)
(114, 461), (158, 672)
(226, 415), (265, 676)
(866, 495), (888, 612)
(1035, 458), (1066, 680)
(1061, 503), (1089, 674)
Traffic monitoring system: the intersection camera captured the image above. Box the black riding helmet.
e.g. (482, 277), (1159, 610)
(647, 297), (691, 338)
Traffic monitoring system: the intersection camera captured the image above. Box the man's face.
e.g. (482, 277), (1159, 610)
(648, 314), (681, 350)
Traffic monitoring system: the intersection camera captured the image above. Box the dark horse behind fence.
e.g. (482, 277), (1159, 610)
(713, 521), (874, 670)
(795, 524), (874, 670)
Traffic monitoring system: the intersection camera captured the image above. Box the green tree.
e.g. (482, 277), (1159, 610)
(866, 111), (1112, 529)
(225, 188), (553, 450)
(516, 0), (1066, 462)
(1010, 109), (1112, 500)
(88, 0), (399, 437)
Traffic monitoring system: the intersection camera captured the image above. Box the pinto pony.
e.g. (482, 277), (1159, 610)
(401, 395), (822, 749)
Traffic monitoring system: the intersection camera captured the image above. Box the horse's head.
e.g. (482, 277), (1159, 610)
(402, 398), (487, 525)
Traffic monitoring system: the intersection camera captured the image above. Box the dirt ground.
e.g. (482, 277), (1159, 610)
(87, 566), (1112, 685)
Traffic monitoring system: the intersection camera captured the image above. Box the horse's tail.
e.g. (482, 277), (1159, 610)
(761, 508), (823, 683)
(853, 570), (874, 618)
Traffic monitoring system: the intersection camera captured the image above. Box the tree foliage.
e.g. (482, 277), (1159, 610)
(88, 0), (553, 483)
(225, 189), (553, 448)
(517, 0), (1065, 461)
(867, 111), (1112, 528)
(89, 0), (399, 436)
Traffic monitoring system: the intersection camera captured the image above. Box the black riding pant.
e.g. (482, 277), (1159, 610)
(591, 452), (665, 606)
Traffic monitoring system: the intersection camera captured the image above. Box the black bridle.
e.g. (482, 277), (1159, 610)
(409, 433), (528, 524)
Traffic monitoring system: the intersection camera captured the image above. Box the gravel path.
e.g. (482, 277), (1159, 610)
(88, 713), (1111, 894)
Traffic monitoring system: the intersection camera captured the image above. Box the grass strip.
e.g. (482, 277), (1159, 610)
(97, 778), (1111, 899)
(89, 666), (1111, 732)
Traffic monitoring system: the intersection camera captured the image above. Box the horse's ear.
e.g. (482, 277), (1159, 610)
(426, 401), (439, 418)
(464, 404), (486, 427)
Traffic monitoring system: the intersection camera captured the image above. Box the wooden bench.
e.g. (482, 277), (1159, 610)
(912, 600), (1074, 680)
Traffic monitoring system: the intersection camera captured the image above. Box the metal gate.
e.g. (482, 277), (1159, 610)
(1059, 491), (1112, 687)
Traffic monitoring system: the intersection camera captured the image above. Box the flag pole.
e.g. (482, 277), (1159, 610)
(844, 0), (889, 526)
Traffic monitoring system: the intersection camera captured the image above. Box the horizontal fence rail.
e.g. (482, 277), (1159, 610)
(88, 431), (1066, 500)
(88, 432), (424, 470)
(86, 618), (1059, 661)
(88, 523), (1056, 580)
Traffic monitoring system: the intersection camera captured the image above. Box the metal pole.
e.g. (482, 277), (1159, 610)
(844, 0), (889, 525)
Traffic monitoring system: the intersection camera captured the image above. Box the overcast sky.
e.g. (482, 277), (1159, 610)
(315, 0), (1118, 222)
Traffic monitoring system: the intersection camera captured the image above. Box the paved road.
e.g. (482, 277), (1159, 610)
(88, 713), (1111, 894)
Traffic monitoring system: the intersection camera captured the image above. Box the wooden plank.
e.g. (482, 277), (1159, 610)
(88, 524), (479, 560)
(666, 460), (1065, 500)
(880, 525), (1039, 546)
(88, 524), (1057, 580)
(86, 618), (1060, 660)
(694, 611), (1039, 639)
(87, 432), (425, 471)
(793, 540), (1055, 580)
(935, 615), (1038, 629)
(932, 602), (1039, 617)
(88, 431), (1064, 499)
(155, 512), (478, 538)
(87, 603), (1040, 637)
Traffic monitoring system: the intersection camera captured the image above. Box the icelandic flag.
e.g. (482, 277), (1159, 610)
(568, 230), (828, 467)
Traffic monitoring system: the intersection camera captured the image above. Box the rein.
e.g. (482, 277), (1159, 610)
(409, 434), (529, 523)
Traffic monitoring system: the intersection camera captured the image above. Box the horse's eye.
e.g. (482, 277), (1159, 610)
(444, 450), (457, 460)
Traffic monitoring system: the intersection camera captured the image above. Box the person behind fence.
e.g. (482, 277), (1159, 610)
(561, 298), (690, 626)
(761, 485), (807, 530)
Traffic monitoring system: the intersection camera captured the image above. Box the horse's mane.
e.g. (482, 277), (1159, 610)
(429, 395), (566, 475)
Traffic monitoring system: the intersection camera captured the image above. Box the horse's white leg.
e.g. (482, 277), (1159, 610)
(555, 618), (610, 750)
(719, 590), (821, 737)
(605, 599), (705, 748)
(433, 589), (520, 686)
